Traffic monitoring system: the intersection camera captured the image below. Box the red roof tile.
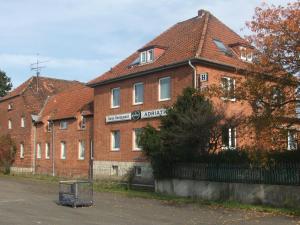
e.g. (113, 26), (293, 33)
(89, 10), (250, 86)
(40, 85), (93, 121)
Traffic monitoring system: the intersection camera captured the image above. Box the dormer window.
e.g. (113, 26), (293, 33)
(240, 47), (253, 62)
(140, 49), (154, 64)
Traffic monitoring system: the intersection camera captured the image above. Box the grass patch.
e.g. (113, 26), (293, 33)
(2, 173), (300, 217)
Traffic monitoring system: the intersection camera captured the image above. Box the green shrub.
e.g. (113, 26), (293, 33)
(0, 134), (16, 174)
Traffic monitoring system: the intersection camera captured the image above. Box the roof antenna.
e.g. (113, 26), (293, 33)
(30, 53), (49, 92)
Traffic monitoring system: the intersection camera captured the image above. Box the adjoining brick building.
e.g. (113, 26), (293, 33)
(87, 9), (267, 180)
(0, 76), (88, 174)
(34, 85), (94, 177)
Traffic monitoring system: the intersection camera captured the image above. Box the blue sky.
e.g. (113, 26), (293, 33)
(0, 0), (292, 88)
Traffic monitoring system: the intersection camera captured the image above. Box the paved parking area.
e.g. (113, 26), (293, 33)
(0, 177), (299, 225)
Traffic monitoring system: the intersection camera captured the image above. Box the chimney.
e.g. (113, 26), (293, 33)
(198, 9), (208, 17)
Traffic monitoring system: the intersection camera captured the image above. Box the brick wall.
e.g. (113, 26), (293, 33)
(35, 114), (93, 178)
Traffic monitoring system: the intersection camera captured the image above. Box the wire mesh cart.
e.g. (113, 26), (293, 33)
(59, 180), (93, 208)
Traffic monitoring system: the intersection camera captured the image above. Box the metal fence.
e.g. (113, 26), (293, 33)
(172, 163), (300, 186)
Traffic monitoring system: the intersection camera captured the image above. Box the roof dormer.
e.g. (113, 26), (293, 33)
(129, 45), (166, 67)
(229, 42), (254, 63)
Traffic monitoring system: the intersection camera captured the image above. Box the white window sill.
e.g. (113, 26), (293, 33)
(221, 97), (236, 102)
(111, 149), (120, 152)
(159, 98), (171, 102)
(132, 148), (142, 152)
(20, 157), (24, 159)
(45, 158), (50, 160)
(133, 102), (143, 106)
(78, 158), (85, 161)
(111, 106), (120, 109)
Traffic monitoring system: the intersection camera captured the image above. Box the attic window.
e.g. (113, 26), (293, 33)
(140, 49), (154, 64)
(8, 103), (13, 110)
(240, 47), (253, 62)
(213, 39), (232, 56)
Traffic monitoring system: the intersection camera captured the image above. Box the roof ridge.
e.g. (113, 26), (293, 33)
(195, 11), (210, 58)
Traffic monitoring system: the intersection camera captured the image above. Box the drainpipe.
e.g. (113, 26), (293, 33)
(33, 124), (37, 175)
(50, 120), (55, 177)
(188, 60), (197, 88)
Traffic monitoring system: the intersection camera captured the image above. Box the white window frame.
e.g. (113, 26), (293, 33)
(60, 141), (66, 159)
(20, 143), (24, 159)
(111, 130), (120, 151)
(221, 76), (236, 102)
(8, 119), (12, 130)
(111, 87), (120, 108)
(287, 130), (297, 151)
(133, 82), (144, 105)
(78, 140), (85, 160)
(80, 116), (87, 130)
(140, 51), (147, 64)
(134, 166), (142, 177)
(8, 103), (12, 110)
(147, 49), (154, 62)
(222, 127), (237, 150)
(133, 128), (142, 151)
(36, 143), (42, 159)
(158, 77), (171, 101)
(46, 121), (52, 132)
(60, 121), (68, 130)
(21, 116), (25, 128)
(45, 143), (50, 159)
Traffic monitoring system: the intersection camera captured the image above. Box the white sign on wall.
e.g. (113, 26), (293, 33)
(105, 113), (131, 123)
(106, 108), (167, 123)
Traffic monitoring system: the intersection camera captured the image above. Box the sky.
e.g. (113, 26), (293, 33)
(0, 0), (293, 88)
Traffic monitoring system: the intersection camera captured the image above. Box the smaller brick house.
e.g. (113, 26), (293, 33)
(34, 85), (94, 177)
(0, 76), (84, 173)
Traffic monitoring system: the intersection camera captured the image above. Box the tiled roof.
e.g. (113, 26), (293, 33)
(89, 10), (249, 86)
(0, 76), (83, 102)
(40, 85), (94, 121)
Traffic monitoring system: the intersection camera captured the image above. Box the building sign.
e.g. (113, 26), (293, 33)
(106, 108), (167, 123)
(105, 113), (131, 123)
(141, 109), (167, 119)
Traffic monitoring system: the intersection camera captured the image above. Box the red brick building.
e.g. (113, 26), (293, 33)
(34, 85), (94, 177)
(88, 10), (257, 180)
(0, 76), (85, 174)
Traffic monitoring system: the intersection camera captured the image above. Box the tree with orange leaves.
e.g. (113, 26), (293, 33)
(236, 1), (300, 149)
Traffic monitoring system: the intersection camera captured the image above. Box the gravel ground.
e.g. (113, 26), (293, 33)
(0, 176), (299, 225)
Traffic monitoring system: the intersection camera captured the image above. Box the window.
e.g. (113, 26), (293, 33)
(140, 51), (147, 64)
(111, 130), (120, 151)
(133, 128), (142, 151)
(80, 116), (87, 129)
(159, 77), (171, 101)
(134, 166), (142, 177)
(112, 165), (119, 176)
(213, 39), (232, 56)
(61, 141), (66, 159)
(240, 47), (253, 62)
(36, 143), (41, 159)
(78, 140), (85, 160)
(140, 49), (154, 64)
(287, 130), (297, 151)
(133, 83), (144, 104)
(21, 117), (25, 128)
(147, 49), (154, 62)
(196, 73), (209, 90)
(111, 88), (120, 108)
(20, 143), (24, 159)
(46, 121), (52, 132)
(60, 121), (68, 130)
(90, 139), (94, 160)
(221, 77), (235, 101)
(45, 143), (50, 159)
(222, 127), (236, 149)
(8, 103), (13, 110)
(8, 119), (12, 129)
(270, 86), (284, 106)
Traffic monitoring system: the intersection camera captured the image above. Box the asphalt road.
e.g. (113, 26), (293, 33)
(0, 177), (299, 225)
